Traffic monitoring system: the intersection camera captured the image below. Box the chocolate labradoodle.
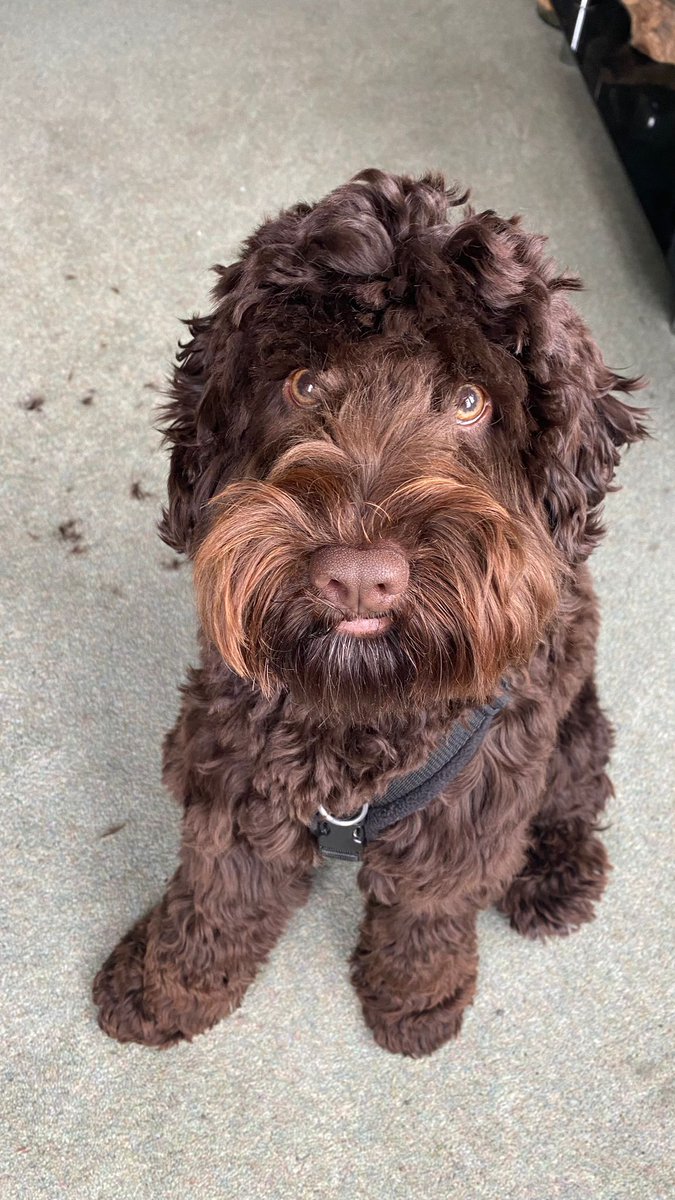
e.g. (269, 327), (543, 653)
(93, 169), (646, 1057)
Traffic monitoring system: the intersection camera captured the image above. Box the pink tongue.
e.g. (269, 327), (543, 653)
(336, 616), (391, 637)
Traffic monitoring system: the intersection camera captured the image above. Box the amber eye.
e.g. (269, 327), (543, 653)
(283, 368), (317, 408)
(454, 383), (488, 425)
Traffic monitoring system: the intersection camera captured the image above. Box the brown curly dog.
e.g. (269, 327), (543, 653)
(93, 169), (647, 1057)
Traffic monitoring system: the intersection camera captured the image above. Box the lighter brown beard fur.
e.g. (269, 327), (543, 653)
(194, 439), (561, 716)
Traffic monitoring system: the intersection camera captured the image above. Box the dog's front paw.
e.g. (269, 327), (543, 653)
(363, 997), (469, 1058)
(500, 833), (610, 939)
(92, 917), (184, 1048)
(353, 967), (476, 1058)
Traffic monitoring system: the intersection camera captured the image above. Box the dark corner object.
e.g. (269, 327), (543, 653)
(552, 0), (675, 319)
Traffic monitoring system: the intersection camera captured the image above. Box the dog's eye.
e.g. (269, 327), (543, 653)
(283, 369), (317, 408)
(454, 383), (488, 426)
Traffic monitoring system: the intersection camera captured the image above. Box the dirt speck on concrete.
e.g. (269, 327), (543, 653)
(57, 519), (88, 555)
(130, 480), (154, 500)
(99, 822), (127, 839)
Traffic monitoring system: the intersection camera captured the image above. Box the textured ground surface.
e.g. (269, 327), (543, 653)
(1, 1), (674, 1197)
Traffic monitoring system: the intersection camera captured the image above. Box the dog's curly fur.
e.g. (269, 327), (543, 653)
(93, 169), (647, 1057)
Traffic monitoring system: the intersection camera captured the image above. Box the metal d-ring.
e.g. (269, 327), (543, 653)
(318, 802), (369, 827)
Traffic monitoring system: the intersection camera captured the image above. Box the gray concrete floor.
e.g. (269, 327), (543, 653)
(1, 2), (674, 1197)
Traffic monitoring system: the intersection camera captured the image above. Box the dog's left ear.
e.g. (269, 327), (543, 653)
(522, 290), (648, 562)
(445, 212), (649, 562)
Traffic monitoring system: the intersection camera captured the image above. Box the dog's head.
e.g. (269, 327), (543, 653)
(160, 169), (646, 717)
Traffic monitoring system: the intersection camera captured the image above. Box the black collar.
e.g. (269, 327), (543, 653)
(311, 689), (508, 862)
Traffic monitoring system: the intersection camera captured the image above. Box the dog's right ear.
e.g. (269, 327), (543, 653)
(158, 264), (251, 555)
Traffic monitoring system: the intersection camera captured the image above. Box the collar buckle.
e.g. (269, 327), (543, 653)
(316, 803), (369, 862)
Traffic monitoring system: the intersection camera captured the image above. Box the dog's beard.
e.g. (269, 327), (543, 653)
(259, 588), (520, 719)
(262, 608), (418, 718)
(193, 468), (562, 717)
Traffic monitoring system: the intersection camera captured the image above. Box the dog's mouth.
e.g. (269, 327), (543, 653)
(334, 615), (393, 637)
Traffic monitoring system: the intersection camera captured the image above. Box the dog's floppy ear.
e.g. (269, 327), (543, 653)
(522, 291), (648, 562)
(445, 212), (648, 562)
(158, 263), (251, 555)
(158, 199), (318, 555)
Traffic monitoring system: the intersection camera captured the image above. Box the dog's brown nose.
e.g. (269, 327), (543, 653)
(309, 546), (409, 614)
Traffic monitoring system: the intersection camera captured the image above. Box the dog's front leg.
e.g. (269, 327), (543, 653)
(499, 675), (613, 939)
(350, 889), (479, 1059)
(93, 810), (313, 1047)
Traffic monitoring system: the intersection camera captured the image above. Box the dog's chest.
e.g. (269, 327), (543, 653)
(249, 707), (451, 825)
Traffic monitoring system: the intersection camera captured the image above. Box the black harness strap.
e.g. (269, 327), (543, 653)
(312, 689), (508, 862)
